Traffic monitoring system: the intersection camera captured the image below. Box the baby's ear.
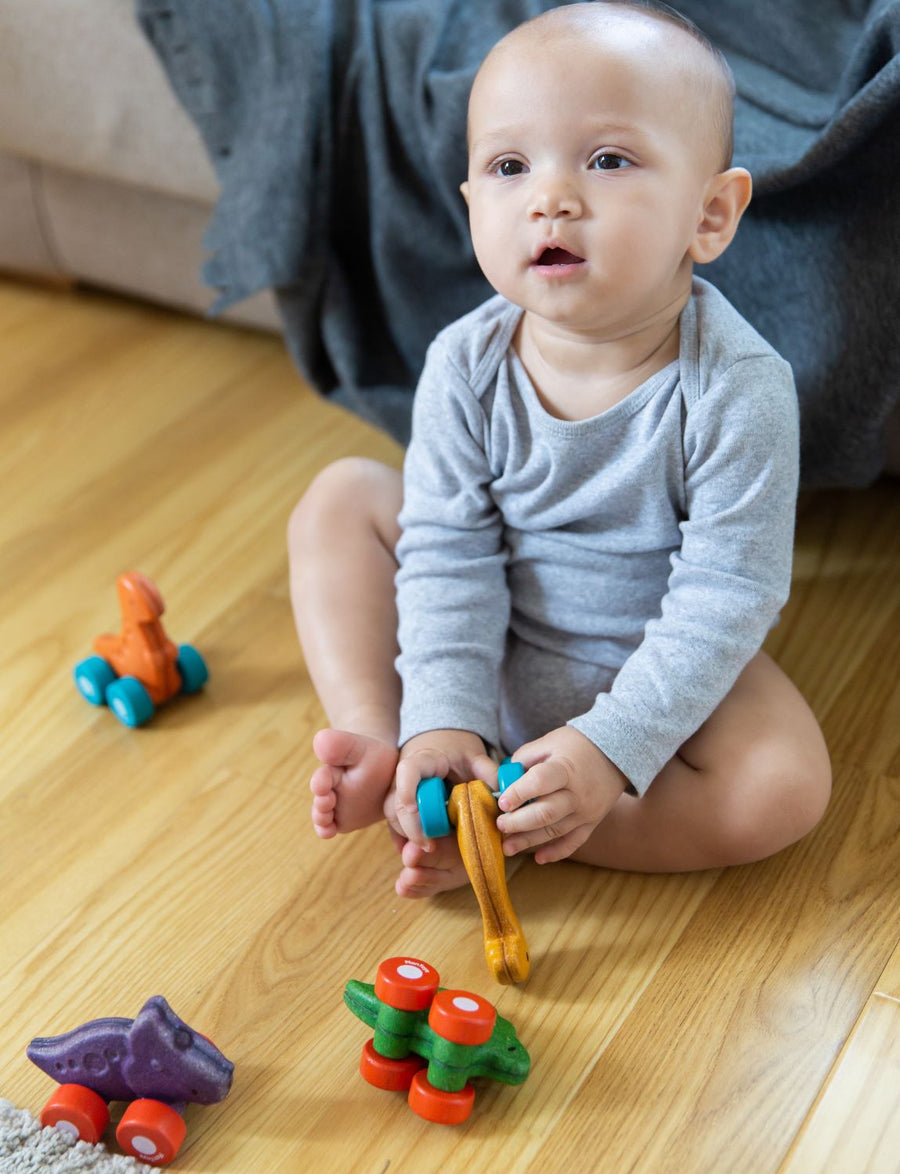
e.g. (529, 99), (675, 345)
(689, 167), (752, 264)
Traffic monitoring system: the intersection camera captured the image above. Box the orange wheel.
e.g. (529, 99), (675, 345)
(374, 957), (440, 1012)
(360, 1039), (427, 1090)
(116, 1099), (187, 1166)
(40, 1083), (109, 1143)
(408, 1069), (475, 1125)
(428, 989), (496, 1045)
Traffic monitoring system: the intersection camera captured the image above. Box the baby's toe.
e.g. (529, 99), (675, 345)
(310, 763), (339, 797)
(395, 854), (469, 899)
(395, 867), (439, 899)
(312, 789), (337, 816)
(311, 801), (338, 838)
(313, 727), (363, 768)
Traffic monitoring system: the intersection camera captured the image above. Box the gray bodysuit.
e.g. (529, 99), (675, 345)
(396, 277), (799, 795)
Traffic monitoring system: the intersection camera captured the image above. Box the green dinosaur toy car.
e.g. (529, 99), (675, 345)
(344, 956), (530, 1124)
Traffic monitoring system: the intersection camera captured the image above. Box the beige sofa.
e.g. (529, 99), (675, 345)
(4, 0), (898, 477)
(0, 0), (279, 331)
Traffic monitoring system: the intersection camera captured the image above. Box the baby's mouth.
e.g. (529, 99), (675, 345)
(534, 246), (585, 267)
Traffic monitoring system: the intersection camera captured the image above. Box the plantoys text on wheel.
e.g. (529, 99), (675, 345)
(73, 572), (208, 727)
(344, 957), (530, 1125)
(27, 995), (234, 1166)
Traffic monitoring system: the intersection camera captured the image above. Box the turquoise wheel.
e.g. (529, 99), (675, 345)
(417, 776), (451, 838)
(73, 656), (116, 706)
(497, 759), (525, 793)
(176, 644), (209, 694)
(106, 677), (155, 727)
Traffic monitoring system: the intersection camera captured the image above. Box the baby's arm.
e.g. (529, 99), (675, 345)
(496, 726), (628, 863)
(565, 354), (801, 799)
(393, 335), (509, 808)
(499, 353), (800, 862)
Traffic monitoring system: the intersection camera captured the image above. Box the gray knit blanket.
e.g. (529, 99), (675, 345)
(137, 0), (900, 488)
(0, 1101), (154, 1173)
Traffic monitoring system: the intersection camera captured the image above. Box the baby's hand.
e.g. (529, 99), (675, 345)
(497, 726), (628, 864)
(393, 729), (496, 847)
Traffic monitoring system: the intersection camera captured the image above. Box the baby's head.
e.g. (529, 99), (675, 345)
(461, 1), (751, 335)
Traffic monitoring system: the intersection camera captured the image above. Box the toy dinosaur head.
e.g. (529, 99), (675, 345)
(117, 572), (165, 623)
(122, 997), (234, 1105)
(482, 1010), (530, 1084)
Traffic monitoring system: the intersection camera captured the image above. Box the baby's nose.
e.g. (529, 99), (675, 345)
(528, 175), (582, 219)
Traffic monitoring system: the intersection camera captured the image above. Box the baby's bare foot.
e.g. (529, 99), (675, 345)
(310, 728), (398, 839)
(394, 836), (470, 899)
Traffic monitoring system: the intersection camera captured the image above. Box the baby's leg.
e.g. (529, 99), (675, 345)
(393, 833), (471, 899)
(288, 458), (403, 837)
(572, 651), (831, 872)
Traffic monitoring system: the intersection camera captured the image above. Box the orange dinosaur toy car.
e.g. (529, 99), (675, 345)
(73, 573), (208, 727)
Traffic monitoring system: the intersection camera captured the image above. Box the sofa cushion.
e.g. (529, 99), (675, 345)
(37, 163), (279, 328)
(0, 154), (65, 278)
(0, 0), (216, 202)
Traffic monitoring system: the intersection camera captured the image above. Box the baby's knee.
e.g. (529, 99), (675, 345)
(287, 457), (399, 555)
(289, 458), (373, 534)
(791, 739), (833, 835)
(719, 737), (832, 863)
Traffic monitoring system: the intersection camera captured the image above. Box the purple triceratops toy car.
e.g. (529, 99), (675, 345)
(27, 995), (234, 1166)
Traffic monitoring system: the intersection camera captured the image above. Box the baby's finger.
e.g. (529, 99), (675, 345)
(497, 760), (566, 811)
(394, 751), (451, 844)
(470, 752), (499, 792)
(392, 781), (429, 846)
(532, 823), (595, 865)
(396, 805), (431, 848)
(500, 809), (582, 858)
(395, 749), (449, 806)
(496, 787), (572, 837)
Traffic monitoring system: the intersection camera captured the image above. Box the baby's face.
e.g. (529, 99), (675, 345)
(463, 15), (724, 337)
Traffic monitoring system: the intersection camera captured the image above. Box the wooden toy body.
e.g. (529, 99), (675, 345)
(344, 978), (530, 1092)
(27, 995), (233, 1166)
(448, 781), (530, 985)
(74, 572), (208, 727)
(344, 957), (529, 1124)
(94, 572), (181, 705)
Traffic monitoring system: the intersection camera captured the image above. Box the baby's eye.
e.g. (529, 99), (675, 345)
(493, 158), (527, 177)
(589, 153), (631, 171)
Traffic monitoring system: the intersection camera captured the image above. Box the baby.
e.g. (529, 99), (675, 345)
(288, 0), (831, 898)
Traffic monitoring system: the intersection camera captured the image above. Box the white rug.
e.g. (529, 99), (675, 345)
(0, 1100), (155, 1173)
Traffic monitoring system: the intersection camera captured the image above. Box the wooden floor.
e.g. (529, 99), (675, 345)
(0, 277), (897, 1174)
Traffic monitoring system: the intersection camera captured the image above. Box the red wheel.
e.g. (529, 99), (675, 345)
(116, 1099), (187, 1166)
(374, 957), (440, 1011)
(40, 1083), (109, 1143)
(428, 989), (496, 1045)
(408, 1069), (475, 1125)
(360, 1039), (427, 1090)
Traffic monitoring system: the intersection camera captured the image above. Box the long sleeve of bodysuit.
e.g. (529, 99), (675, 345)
(395, 338), (509, 749)
(568, 353), (799, 792)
